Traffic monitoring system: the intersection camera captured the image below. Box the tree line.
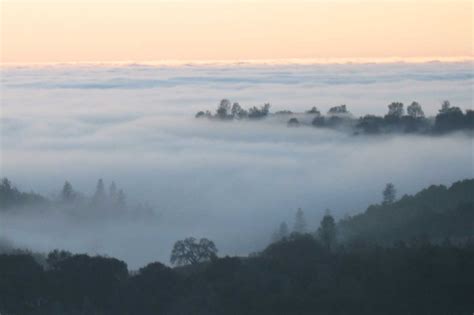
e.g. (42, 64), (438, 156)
(0, 178), (155, 219)
(196, 99), (474, 135)
(1, 178), (472, 314)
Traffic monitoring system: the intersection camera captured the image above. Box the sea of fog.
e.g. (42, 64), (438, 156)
(0, 61), (473, 268)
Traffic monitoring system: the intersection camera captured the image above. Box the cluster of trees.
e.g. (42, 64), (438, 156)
(195, 99), (271, 120)
(1, 235), (473, 314)
(0, 178), (155, 219)
(59, 179), (127, 211)
(196, 99), (474, 135)
(0, 177), (127, 212)
(355, 100), (473, 134)
(339, 179), (474, 244)
(271, 208), (336, 251)
(0, 178), (46, 210)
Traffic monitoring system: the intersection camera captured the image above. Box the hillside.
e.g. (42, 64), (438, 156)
(339, 179), (474, 244)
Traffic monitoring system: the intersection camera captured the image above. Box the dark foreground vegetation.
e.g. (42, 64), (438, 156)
(1, 179), (473, 315)
(196, 99), (474, 135)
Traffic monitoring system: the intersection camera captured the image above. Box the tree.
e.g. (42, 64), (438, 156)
(60, 181), (75, 202)
(317, 211), (336, 250)
(293, 208), (307, 234)
(287, 118), (300, 127)
(47, 249), (72, 270)
(109, 182), (117, 201)
(231, 102), (247, 119)
(383, 183), (396, 205)
(92, 179), (106, 205)
(356, 115), (385, 134)
(248, 103), (270, 119)
(272, 221), (289, 242)
(387, 102), (404, 118)
(306, 106), (321, 115)
(195, 110), (212, 118)
(439, 100), (451, 114)
(170, 237), (218, 266)
(434, 101), (465, 133)
(312, 116), (326, 127)
(328, 105), (348, 115)
(216, 99), (231, 119)
(407, 101), (425, 118)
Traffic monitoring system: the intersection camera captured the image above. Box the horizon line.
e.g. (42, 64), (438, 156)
(1, 56), (473, 68)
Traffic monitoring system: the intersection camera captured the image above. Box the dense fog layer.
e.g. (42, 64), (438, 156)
(1, 61), (473, 268)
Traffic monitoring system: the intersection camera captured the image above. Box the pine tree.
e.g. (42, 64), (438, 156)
(317, 210), (336, 250)
(383, 183), (396, 205)
(293, 208), (307, 234)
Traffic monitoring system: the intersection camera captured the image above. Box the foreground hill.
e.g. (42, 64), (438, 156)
(339, 179), (474, 244)
(0, 179), (473, 314)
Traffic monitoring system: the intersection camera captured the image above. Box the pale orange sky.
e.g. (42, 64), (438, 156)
(1, 0), (472, 63)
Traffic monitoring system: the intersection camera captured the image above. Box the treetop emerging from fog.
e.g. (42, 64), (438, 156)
(196, 99), (473, 135)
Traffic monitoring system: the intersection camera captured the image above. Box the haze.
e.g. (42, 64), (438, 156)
(1, 62), (472, 268)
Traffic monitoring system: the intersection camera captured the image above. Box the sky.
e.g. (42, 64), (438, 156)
(1, 0), (472, 63)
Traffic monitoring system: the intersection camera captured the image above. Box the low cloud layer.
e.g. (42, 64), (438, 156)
(1, 62), (472, 268)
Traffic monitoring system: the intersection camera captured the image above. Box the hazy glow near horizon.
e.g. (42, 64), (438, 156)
(1, 0), (472, 63)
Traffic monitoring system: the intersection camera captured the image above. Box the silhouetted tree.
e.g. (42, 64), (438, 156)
(231, 102), (248, 119)
(306, 106), (321, 115)
(434, 100), (465, 133)
(356, 115), (384, 134)
(170, 237), (218, 266)
(92, 179), (106, 205)
(272, 221), (289, 242)
(293, 208), (307, 233)
(216, 99), (231, 119)
(60, 181), (75, 202)
(387, 102), (404, 118)
(317, 211), (336, 250)
(328, 105), (348, 115)
(439, 100), (452, 114)
(383, 183), (396, 205)
(248, 103), (271, 119)
(109, 182), (117, 201)
(47, 249), (72, 270)
(287, 118), (300, 127)
(465, 109), (474, 129)
(312, 116), (326, 127)
(195, 110), (212, 118)
(407, 101), (425, 118)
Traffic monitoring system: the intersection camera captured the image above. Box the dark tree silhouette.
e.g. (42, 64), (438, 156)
(293, 208), (307, 233)
(407, 101), (425, 118)
(272, 221), (289, 242)
(92, 179), (106, 205)
(248, 103), (271, 119)
(383, 183), (396, 205)
(170, 237), (218, 266)
(287, 118), (300, 127)
(317, 211), (337, 250)
(434, 100), (465, 133)
(306, 106), (321, 115)
(328, 105), (348, 115)
(216, 99), (231, 119)
(231, 102), (248, 119)
(60, 181), (75, 202)
(312, 116), (326, 127)
(387, 102), (404, 118)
